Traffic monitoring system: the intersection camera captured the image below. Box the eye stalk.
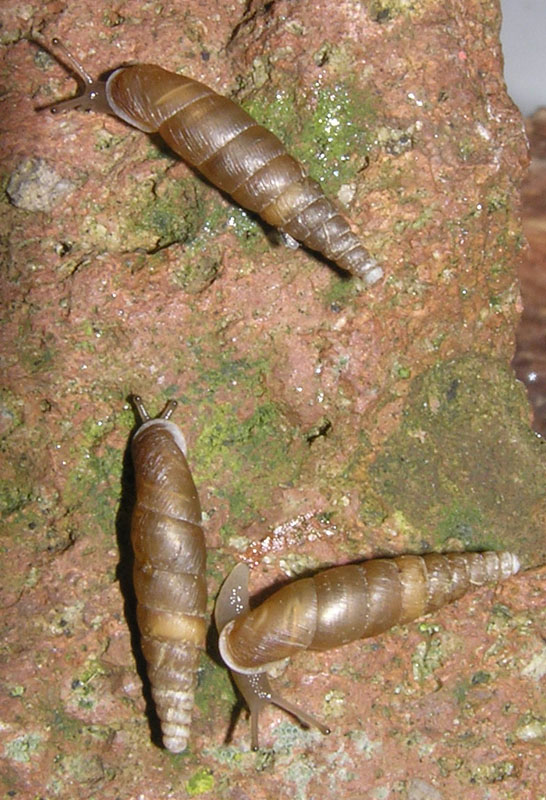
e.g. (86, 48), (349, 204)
(47, 38), (111, 115)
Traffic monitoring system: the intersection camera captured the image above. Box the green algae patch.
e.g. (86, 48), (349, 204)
(194, 656), (236, 721)
(127, 176), (208, 251)
(368, 0), (435, 22)
(171, 241), (224, 294)
(58, 406), (133, 553)
(74, 173), (209, 254)
(241, 75), (377, 196)
(186, 352), (303, 528)
(52, 752), (108, 786)
(298, 82), (376, 191)
(64, 439), (124, 534)
(241, 84), (301, 151)
(0, 476), (33, 519)
(185, 767), (215, 796)
(225, 206), (270, 252)
(322, 273), (361, 310)
(50, 707), (89, 740)
(70, 659), (108, 711)
(194, 397), (300, 526)
(411, 628), (463, 682)
(368, 355), (546, 564)
(4, 732), (42, 763)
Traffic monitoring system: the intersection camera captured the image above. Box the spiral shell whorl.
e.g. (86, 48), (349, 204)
(131, 399), (206, 752)
(49, 46), (382, 281)
(220, 551), (520, 673)
(140, 636), (200, 752)
(107, 65), (381, 282)
(215, 551), (520, 748)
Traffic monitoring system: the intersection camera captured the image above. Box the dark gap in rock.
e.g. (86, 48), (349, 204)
(512, 108), (546, 436)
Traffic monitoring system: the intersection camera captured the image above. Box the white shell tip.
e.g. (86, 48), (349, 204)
(162, 722), (190, 753)
(499, 551), (521, 577)
(363, 264), (384, 285)
(509, 552), (521, 575)
(163, 737), (189, 753)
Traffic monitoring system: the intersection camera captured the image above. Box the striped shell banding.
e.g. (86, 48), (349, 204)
(215, 551), (520, 749)
(45, 38), (383, 284)
(131, 396), (207, 753)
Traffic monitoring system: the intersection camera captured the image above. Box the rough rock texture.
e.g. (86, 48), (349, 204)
(1, 1), (544, 799)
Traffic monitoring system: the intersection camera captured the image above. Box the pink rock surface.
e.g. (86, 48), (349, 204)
(1, 1), (544, 798)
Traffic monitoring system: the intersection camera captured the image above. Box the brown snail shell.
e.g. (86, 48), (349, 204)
(215, 551), (520, 749)
(45, 39), (382, 284)
(131, 396), (206, 753)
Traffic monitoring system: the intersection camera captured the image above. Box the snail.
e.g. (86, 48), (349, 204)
(130, 396), (207, 753)
(215, 551), (520, 749)
(43, 38), (383, 283)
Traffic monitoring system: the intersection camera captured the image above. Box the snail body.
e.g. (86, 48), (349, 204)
(215, 551), (520, 749)
(45, 39), (382, 284)
(131, 396), (206, 753)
